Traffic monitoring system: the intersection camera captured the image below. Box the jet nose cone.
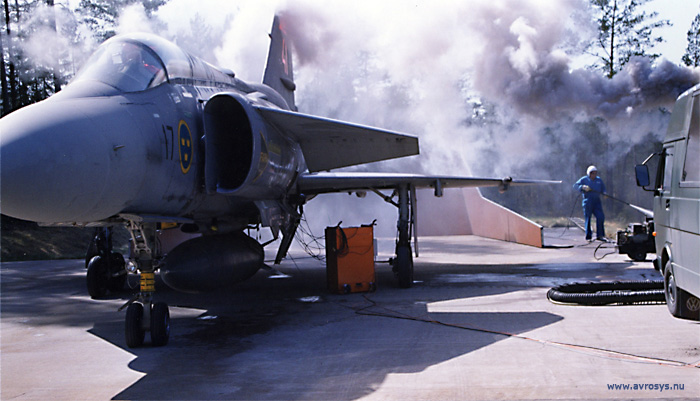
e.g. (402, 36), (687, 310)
(1, 99), (135, 223)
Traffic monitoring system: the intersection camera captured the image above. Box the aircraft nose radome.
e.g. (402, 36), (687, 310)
(1, 100), (137, 223)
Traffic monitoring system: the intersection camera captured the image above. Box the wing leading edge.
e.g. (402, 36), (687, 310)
(297, 172), (561, 195)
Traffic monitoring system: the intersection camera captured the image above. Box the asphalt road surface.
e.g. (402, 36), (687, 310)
(2, 228), (699, 400)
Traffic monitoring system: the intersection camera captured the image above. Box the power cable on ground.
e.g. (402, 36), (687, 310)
(340, 295), (698, 369)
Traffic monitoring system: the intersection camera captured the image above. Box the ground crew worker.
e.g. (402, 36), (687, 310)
(574, 165), (607, 242)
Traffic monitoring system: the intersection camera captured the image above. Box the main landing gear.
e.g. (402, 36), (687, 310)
(373, 183), (417, 288)
(85, 227), (127, 298)
(393, 184), (415, 288)
(121, 220), (170, 348)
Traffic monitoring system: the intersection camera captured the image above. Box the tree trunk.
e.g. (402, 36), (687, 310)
(0, 25), (9, 115)
(608, 0), (617, 79)
(3, 0), (16, 110)
(46, 0), (60, 92)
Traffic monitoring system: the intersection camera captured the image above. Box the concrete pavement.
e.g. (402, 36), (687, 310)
(1, 228), (699, 400)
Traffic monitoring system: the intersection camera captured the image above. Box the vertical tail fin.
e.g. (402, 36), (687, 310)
(263, 15), (296, 111)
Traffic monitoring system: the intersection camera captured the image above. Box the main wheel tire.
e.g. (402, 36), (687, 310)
(107, 252), (127, 292)
(86, 256), (109, 299)
(125, 303), (145, 348)
(396, 245), (414, 289)
(664, 261), (700, 321)
(150, 302), (170, 347)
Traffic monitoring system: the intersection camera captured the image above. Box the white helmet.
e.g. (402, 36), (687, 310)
(587, 165), (598, 175)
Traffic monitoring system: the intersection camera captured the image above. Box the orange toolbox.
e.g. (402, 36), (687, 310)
(325, 225), (376, 294)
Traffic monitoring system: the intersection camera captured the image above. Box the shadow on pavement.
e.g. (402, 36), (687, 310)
(83, 260), (564, 400)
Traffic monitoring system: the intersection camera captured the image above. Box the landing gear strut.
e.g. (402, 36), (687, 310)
(122, 221), (170, 347)
(392, 184), (415, 288)
(370, 183), (418, 288)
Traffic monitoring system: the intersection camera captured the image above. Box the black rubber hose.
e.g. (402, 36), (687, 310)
(547, 280), (665, 306)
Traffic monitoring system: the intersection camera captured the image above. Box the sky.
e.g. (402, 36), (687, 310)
(647, 0), (700, 62)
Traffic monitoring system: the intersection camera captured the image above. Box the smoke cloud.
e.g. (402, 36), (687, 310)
(28, 0), (699, 236)
(270, 0), (698, 174)
(13, 3), (95, 79)
(259, 1), (697, 232)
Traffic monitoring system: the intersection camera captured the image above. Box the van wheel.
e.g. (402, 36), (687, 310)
(664, 261), (700, 321)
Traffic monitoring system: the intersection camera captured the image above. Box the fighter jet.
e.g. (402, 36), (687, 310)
(0, 17), (556, 347)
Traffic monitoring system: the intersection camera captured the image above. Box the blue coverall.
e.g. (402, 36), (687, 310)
(573, 175), (606, 240)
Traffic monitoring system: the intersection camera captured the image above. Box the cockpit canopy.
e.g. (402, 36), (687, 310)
(72, 33), (234, 92)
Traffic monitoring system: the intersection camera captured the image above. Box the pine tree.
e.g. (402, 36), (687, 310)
(1, 12), (9, 115)
(3, 0), (17, 113)
(0, 0), (169, 113)
(76, 0), (166, 42)
(682, 14), (700, 67)
(589, 0), (670, 78)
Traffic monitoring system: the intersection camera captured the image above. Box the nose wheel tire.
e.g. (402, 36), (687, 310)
(125, 301), (170, 348)
(125, 303), (145, 348)
(150, 302), (170, 347)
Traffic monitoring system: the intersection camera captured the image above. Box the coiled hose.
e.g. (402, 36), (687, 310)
(547, 280), (665, 305)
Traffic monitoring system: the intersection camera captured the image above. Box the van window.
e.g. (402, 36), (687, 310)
(663, 146), (674, 191)
(681, 96), (700, 184)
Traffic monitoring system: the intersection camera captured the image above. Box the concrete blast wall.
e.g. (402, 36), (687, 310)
(416, 187), (543, 248)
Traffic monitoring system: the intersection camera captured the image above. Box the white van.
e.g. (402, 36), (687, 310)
(636, 83), (700, 321)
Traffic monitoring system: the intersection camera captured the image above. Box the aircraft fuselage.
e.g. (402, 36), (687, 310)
(1, 33), (304, 234)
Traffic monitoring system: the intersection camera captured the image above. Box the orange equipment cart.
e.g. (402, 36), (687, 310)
(325, 225), (376, 294)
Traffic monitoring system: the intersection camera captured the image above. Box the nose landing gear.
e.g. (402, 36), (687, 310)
(122, 220), (171, 348)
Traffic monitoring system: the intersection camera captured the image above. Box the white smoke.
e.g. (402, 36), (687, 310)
(26, 0), (699, 160)
(93, 1), (700, 234)
(14, 3), (95, 79)
(268, 0), (698, 231)
(270, 0), (698, 175)
(115, 4), (154, 35)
